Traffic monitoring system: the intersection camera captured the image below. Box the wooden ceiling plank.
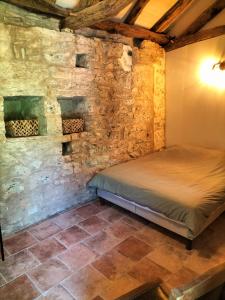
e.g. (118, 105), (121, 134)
(165, 25), (225, 51)
(124, 0), (151, 25)
(151, 0), (195, 33)
(92, 21), (170, 44)
(62, 0), (134, 30)
(2, 0), (69, 17)
(181, 0), (225, 36)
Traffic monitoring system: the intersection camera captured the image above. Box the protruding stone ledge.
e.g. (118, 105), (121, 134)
(5, 132), (89, 143)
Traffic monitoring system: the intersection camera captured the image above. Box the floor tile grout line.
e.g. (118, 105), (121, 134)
(41, 283), (76, 299)
(60, 281), (77, 299)
(0, 271), (7, 285)
(2, 245), (37, 259)
(27, 248), (42, 266)
(25, 271), (43, 295)
(56, 247), (99, 273)
(3, 236), (39, 258)
(55, 255), (74, 272)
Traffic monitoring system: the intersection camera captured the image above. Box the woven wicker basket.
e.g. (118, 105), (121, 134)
(5, 120), (39, 137)
(62, 119), (84, 134)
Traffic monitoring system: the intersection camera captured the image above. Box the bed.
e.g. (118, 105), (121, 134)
(88, 145), (225, 249)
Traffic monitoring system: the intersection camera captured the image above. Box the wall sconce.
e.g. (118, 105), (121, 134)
(212, 60), (225, 71)
(199, 58), (225, 90)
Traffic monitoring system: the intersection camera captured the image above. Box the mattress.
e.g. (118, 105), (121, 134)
(88, 145), (225, 237)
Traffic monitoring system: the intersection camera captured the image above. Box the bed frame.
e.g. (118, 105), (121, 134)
(97, 189), (225, 250)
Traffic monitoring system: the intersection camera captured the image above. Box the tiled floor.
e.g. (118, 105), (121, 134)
(1, 200), (225, 300)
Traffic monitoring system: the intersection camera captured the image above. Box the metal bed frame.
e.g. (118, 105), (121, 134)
(98, 189), (225, 250)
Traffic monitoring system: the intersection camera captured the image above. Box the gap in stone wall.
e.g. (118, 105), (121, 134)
(58, 96), (86, 119)
(3, 96), (46, 137)
(58, 96), (87, 135)
(76, 54), (89, 68)
(62, 141), (72, 156)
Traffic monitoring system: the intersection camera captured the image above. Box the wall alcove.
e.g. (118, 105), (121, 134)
(58, 96), (87, 120)
(3, 96), (46, 138)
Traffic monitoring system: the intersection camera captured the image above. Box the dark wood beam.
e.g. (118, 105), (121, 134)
(152, 0), (195, 33)
(92, 21), (170, 45)
(165, 25), (225, 51)
(2, 0), (69, 17)
(72, 0), (104, 12)
(63, 0), (134, 30)
(124, 0), (151, 25)
(181, 0), (225, 36)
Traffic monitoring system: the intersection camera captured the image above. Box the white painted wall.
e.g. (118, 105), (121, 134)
(166, 35), (225, 150)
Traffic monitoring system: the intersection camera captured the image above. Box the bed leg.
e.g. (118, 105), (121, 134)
(186, 239), (193, 251)
(99, 197), (106, 206)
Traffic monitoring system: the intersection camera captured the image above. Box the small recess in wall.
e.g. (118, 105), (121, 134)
(128, 50), (133, 57)
(76, 54), (89, 68)
(58, 96), (86, 134)
(62, 141), (72, 156)
(3, 96), (46, 138)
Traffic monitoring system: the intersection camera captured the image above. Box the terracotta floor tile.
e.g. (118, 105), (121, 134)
(76, 204), (101, 219)
(134, 225), (183, 249)
(101, 274), (141, 300)
(4, 231), (37, 254)
(52, 209), (84, 229)
(29, 220), (61, 241)
(0, 274), (6, 287)
(116, 236), (152, 261)
(59, 243), (97, 271)
(0, 275), (40, 300)
(184, 250), (222, 274)
(93, 199), (111, 211)
(97, 207), (124, 223)
(163, 267), (198, 291)
(0, 249), (39, 282)
(195, 224), (225, 258)
(29, 238), (66, 262)
(106, 220), (138, 240)
(122, 214), (148, 230)
(92, 249), (134, 280)
(56, 225), (90, 247)
(84, 231), (120, 255)
(42, 285), (74, 299)
(128, 257), (170, 284)
(78, 216), (109, 235)
(147, 243), (189, 273)
(28, 258), (71, 292)
(62, 265), (109, 300)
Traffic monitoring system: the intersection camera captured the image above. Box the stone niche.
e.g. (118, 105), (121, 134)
(3, 96), (46, 137)
(58, 96), (87, 120)
(76, 54), (89, 68)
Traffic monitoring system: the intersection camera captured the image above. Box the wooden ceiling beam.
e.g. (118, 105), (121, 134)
(151, 0), (195, 33)
(165, 25), (225, 51)
(3, 0), (69, 17)
(62, 0), (134, 30)
(124, 0), (151, 25)
(72, 1), (103, 12)
(181, 0), (225, 36)
(91, 21), (170, 45)
(43, 0), (103, 12)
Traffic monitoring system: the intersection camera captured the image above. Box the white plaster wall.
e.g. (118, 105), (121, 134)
(166, 35), (225, 150)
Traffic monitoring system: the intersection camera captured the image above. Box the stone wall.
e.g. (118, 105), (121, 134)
(0, 14), (165, 235)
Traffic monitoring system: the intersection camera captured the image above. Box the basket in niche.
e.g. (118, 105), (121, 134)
(62, 118), (84, 134)
(5, 119), (39, 137)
